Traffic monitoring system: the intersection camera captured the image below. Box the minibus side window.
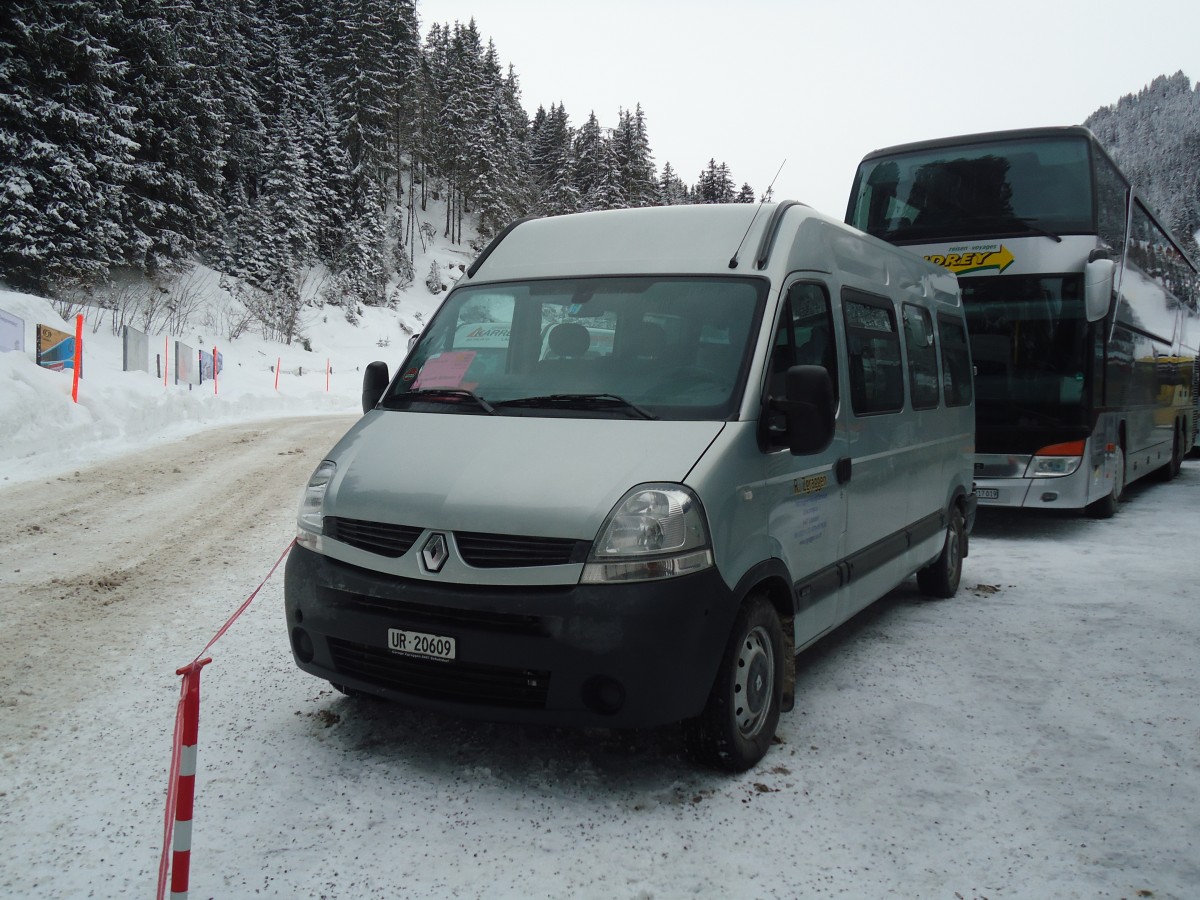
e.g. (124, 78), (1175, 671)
(902, 303), (940, 410)
(763, 281), (836, 448)
(938, 314), (974, 407)
(843, 290), (904, 415)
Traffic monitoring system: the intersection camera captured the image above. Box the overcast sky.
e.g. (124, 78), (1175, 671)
(416, 0), (1200, 218)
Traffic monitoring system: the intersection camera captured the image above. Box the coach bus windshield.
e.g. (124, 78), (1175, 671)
(961, 274), (1091, 437)
(848, 137), (1095, 243)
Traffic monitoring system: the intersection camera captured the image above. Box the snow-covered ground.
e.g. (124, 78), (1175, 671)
(1, 280), (1198, 898)
(0, 257), (465, 488)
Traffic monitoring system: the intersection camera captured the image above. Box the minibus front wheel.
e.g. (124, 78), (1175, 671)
(685, 593), (784, 772)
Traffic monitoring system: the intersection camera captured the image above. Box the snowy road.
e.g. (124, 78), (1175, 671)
(1, 419), (1197, 899)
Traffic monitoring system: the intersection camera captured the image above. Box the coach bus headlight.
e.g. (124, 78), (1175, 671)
(1025, 440), (1084, 478)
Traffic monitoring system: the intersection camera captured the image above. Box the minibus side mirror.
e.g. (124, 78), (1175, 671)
(785, 365), (836, 455)
(362, 360), (390, 413)
(1084, 255), (1115, 323)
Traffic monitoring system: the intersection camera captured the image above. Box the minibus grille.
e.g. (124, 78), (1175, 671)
(324, 517), (423, 558)
(455, 531), (587, 568)
(342, 593), (553, 636)
(324, 518), (586, 567)
(327, 638), (550, 708)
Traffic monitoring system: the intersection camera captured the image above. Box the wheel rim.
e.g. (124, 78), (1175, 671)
(734, 625), (775, 739)
(1112, 446), (1125, 502)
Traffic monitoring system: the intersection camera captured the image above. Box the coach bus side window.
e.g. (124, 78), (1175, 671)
(902, 303), (940, 409)
(843, 290), (903, 415)
(939, 315), (973, 407)
(1093, 150), (1128, 258)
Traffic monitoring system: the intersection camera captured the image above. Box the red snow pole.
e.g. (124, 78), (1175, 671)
(158, 656), (211, 900)
(71, 313), (83, 402)
(274, 357), (281, 391)
(326, 358), (330, 392)
(212, 346), (218, 396)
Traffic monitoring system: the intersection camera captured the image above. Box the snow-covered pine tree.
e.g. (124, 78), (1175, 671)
(0, 0), (132, 291)
(612, 104), (658, 208)
(529, 103), (579, 215)
(658, 162), (690, 205)
(333, 0), (395, 213)
(109, 0), (225, 275)
(573, 111), (623, 211)
(695, 159), (736, 203)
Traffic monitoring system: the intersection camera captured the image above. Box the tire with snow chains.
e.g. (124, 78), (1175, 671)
(684, 593), (783, 772)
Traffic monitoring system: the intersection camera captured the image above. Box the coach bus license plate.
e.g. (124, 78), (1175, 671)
(387, 628), (455, 661)
(976, 488), (1000, 500)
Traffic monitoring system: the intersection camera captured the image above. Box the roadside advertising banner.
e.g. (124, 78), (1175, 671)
(0, 308), (24, 352)
(36, 323), (77, 372)
(175, 341), (197, 385)
(199, 349), (224, 382)
(123, 325), (150, 373)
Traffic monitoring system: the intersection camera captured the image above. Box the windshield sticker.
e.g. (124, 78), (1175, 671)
(412, 351), (476, 389)
(925, 244), (1015, 275)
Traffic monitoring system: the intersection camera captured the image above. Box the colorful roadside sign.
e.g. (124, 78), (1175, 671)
(36, 323), (77, 372)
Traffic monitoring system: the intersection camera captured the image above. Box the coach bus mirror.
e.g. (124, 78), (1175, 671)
(407, 331), (421, 350)
(1083, 257), (1115, 323)
(785, 365), (836, 456)
(362, 361), (390, 413)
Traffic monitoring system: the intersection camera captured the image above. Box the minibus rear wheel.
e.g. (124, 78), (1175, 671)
(917, 505), (965, 599)
(685, 593), (784, 772)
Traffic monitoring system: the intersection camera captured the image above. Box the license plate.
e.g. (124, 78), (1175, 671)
(977, 488), (1000, 500)
(387, 628), (455, 661)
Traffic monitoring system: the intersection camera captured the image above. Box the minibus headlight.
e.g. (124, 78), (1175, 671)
(581, 484), (713, 583)
(296, 460), (336, 551)
(1025, 440), (1084, 478)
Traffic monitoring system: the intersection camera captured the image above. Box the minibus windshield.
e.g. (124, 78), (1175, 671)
(381, 276), (767, 421)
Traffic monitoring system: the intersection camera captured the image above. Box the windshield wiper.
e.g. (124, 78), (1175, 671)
(494, 393), (658, 420)
(402, 388), (496, 414)
(964, 215), (1063, 243)
(1015, 217), (1063, 243)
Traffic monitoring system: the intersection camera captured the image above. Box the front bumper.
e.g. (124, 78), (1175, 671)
(284, 545), (740, 728)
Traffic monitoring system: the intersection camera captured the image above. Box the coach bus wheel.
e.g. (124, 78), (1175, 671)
(1087, 444), (1125, 519)
(685, 593), (784, 772)
(917, 505), (965, 599)
(1153, 427), (1181, 482)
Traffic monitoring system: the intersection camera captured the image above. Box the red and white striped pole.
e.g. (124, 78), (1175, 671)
(159, 657), (211, 900)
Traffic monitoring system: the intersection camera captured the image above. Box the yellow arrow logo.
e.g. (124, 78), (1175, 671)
(924, 245), (1015, 275)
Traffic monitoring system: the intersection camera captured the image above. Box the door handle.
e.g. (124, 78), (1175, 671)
(835, 457), (852, 484)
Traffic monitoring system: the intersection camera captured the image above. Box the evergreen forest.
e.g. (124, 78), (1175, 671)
(1084, 70), (1200, 260)
(3, 1), (1198, 337)
(1, 0), (756, 328)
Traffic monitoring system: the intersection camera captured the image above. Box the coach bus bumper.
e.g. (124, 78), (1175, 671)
(973, 454), (1096, 510)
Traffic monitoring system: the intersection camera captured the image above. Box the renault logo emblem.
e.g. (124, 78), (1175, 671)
(421, 533), (449, 573)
